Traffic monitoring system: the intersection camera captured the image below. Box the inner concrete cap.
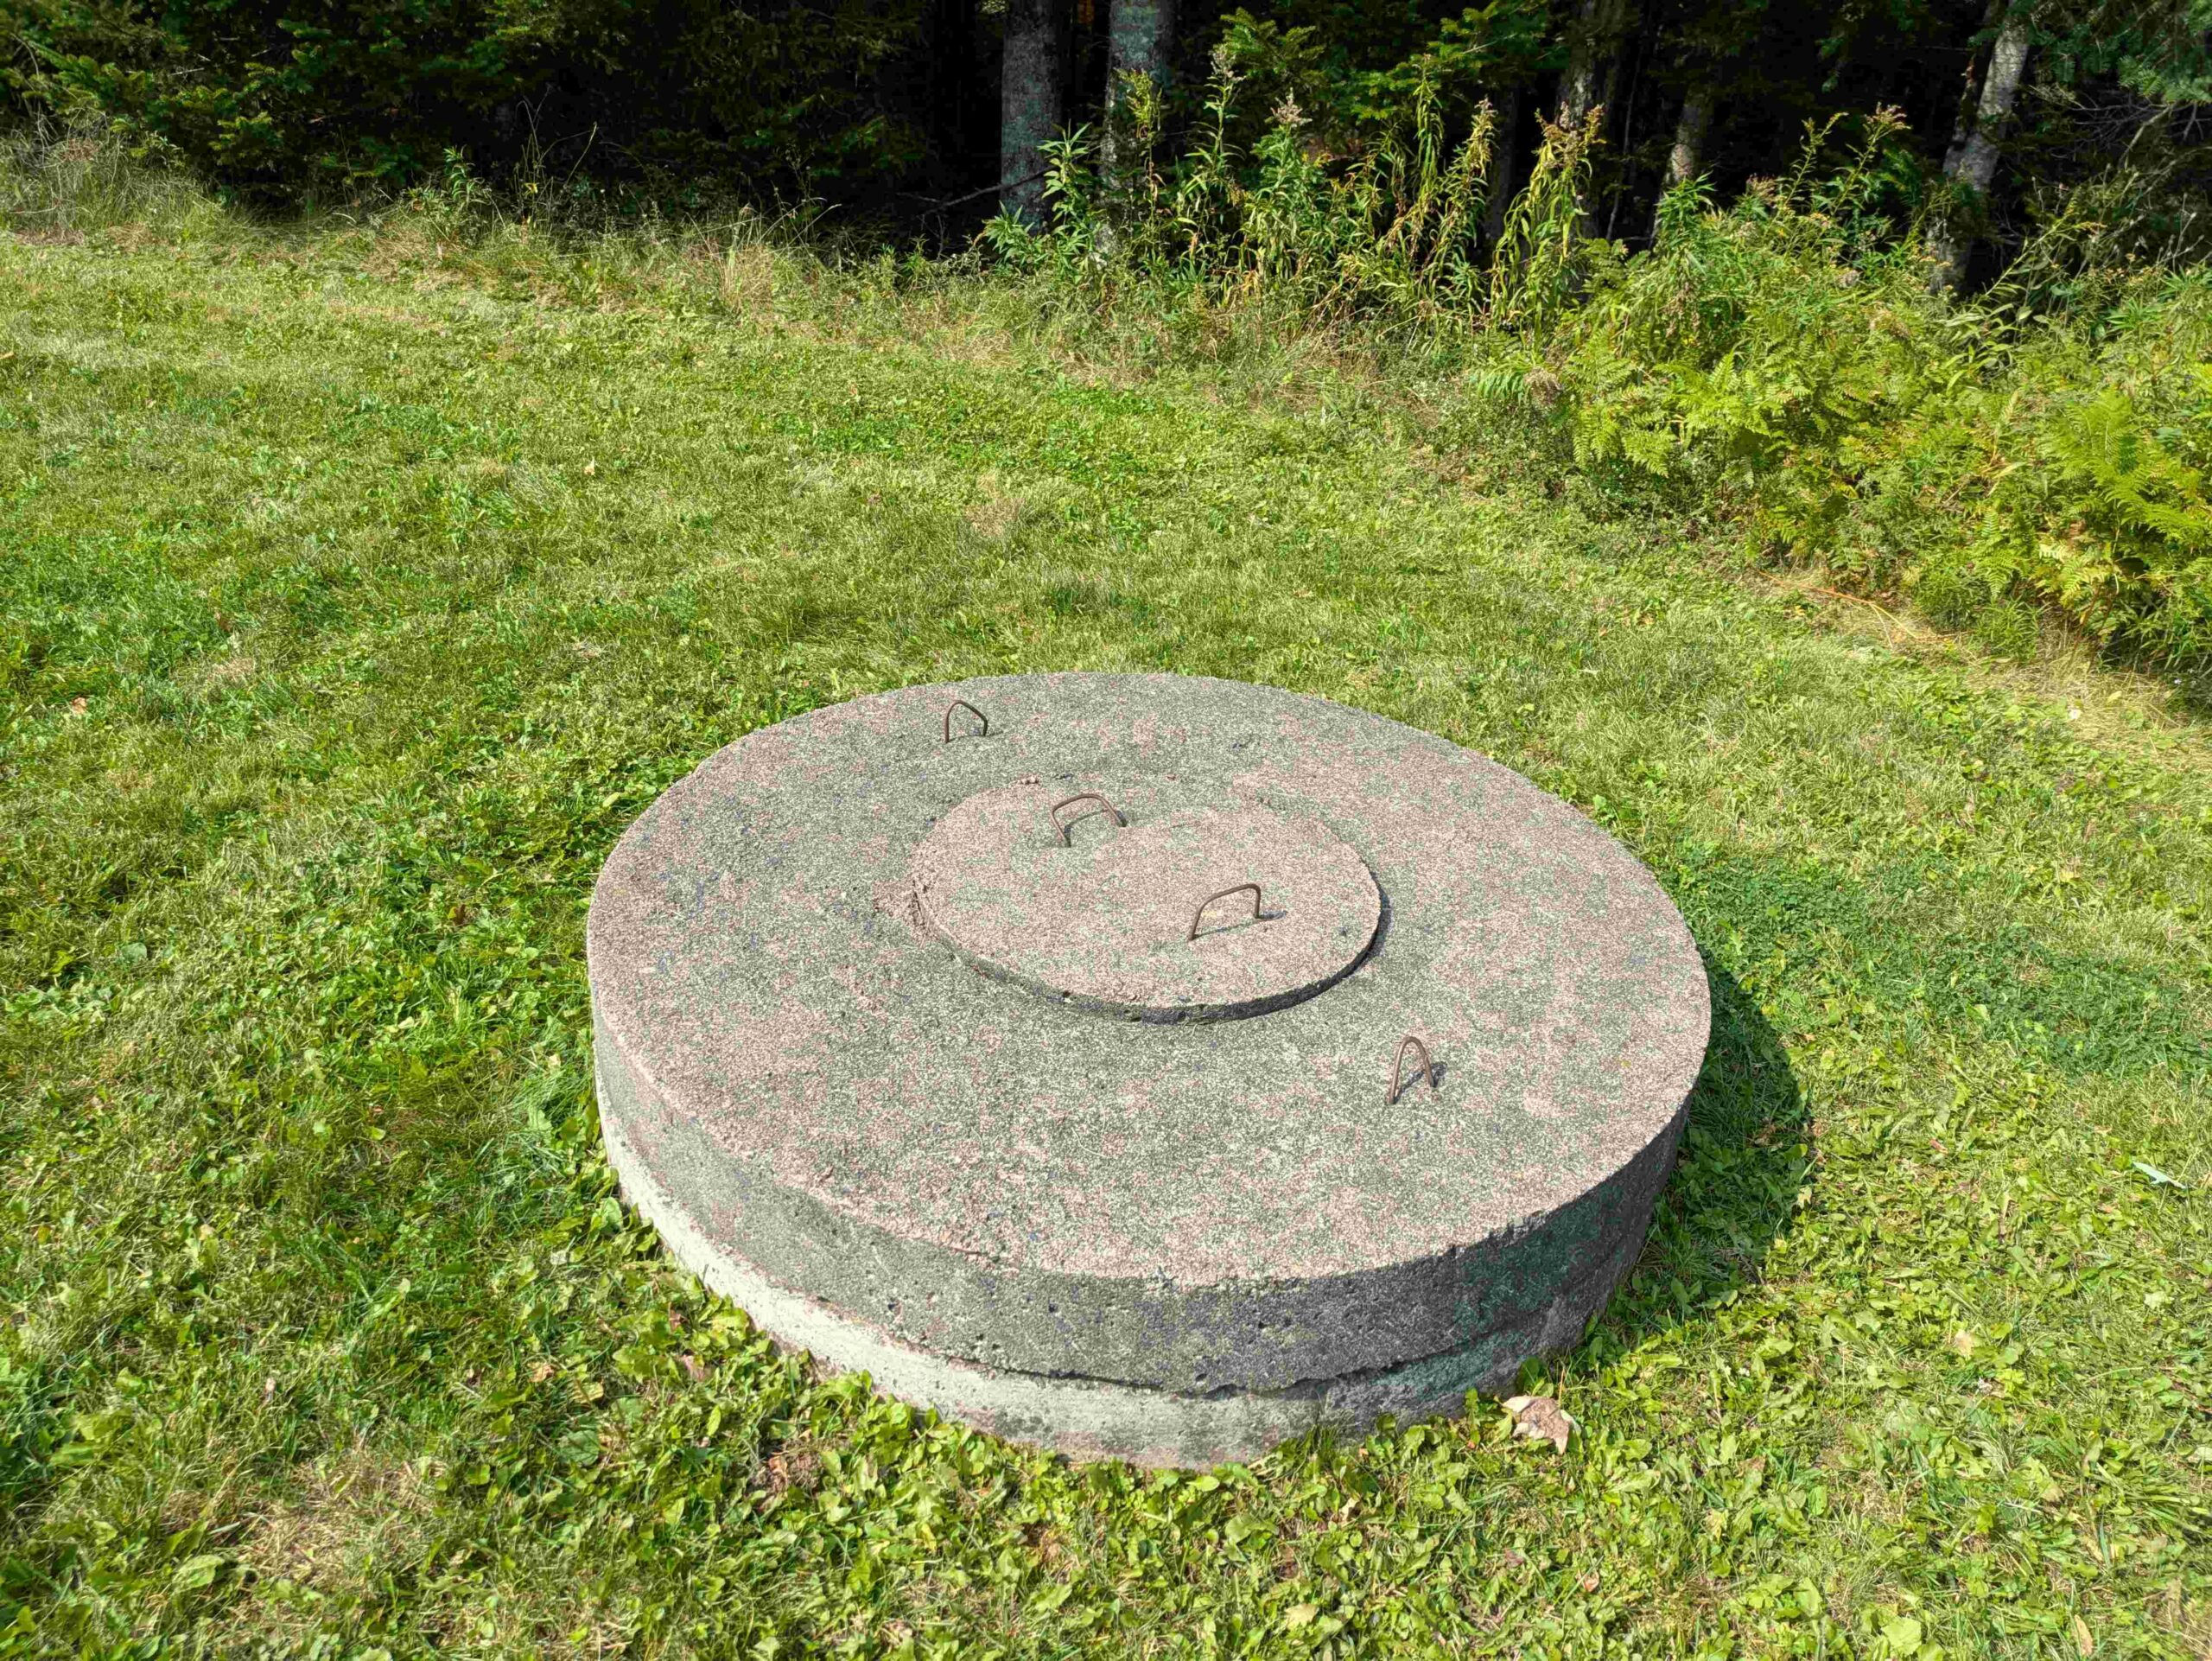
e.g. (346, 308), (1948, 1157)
(912, 780), (1382, 1020)
(588, 673), (1710, 1467)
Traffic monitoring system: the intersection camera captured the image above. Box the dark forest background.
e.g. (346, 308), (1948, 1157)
(3, 0), (2209, 281)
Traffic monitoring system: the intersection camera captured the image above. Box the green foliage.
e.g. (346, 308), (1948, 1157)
(1025, 16), (2212, 673)
(1549, 142), (2212, 666)
(3, 0), (931, 198)
(1198, 0), (1548, 139)
(1013, 22), (2212, 672)
(1484, 112), (1603, 335)
(1007, 32), (1507, 331)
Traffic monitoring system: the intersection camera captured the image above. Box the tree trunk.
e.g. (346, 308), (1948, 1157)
(1926, 3), (2031, 293)
(1938, 0), (2005, 180)
(1556, 0), (1632, 133)
(1662, 87), (1711, 189)
(1001, 0), (1068, 226)
(1484, 82), (1523, 250)
(1650, 85), (1711, 237)
(1556, 0), (1602, 130)
(1102, 0), (1174, 191)
(1555, 0), (1632, 234)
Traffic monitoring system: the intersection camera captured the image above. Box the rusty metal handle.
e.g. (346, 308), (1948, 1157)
(943, 698), (988, 743)
(1186, 883), (1262, 942)
(1050, 792), (1126, 846)
(1385, 1035), (1437, 1105)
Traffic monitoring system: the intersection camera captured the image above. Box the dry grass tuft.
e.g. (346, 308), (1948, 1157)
(237, 1441), (434, 1593)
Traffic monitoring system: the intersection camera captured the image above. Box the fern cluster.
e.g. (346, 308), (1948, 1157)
(1535, 114), (2212, 670)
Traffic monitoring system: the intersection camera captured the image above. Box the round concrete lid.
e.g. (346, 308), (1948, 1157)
(911, 780), (1382, 1021)
(588, 675), (1709, 1397)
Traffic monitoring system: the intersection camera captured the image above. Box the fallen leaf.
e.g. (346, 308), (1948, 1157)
(1503, 1394), (1576, 1452)
(2072, 1614), (2094, 1657)
(68, 697), (88, 715)
(680, 1352), (709, 1384)
(762, 1446), (821, 1495)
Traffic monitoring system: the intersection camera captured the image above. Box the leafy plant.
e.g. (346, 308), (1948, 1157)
(1031, 31), (1504, 334)
(5, 0), (932, 199)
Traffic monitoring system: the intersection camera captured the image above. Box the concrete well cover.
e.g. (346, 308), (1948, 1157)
(912, 780), (1382, 1021)
(588, 673), (1709, 1467)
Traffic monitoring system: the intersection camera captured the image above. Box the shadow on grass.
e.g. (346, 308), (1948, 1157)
(1592, 959), (1812, 1357)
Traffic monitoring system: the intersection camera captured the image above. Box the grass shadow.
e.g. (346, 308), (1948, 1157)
(1591, 958), (1813, 1357)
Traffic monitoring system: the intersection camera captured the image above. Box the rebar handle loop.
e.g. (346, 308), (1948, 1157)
(1049, 792), (1126, 846)
(943, 698), (988, 743)
(1385, 1035), (1438, 1105)
(1186, 883), (1263, 942)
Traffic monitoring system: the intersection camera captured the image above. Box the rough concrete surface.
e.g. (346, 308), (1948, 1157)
(600, 1102), (1672, 1467)
(587, 674), (1710, 1463)
(912, 780), (1381, 1020)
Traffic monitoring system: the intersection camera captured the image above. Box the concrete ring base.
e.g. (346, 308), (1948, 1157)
(601, 1071), (1673, 1468)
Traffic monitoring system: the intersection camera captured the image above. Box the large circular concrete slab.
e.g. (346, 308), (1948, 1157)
(588, 674), (1709, 1466)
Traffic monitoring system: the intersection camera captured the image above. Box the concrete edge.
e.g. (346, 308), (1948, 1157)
(592, 986), (1689, 1393)
(599, 1078), (1660, 1467)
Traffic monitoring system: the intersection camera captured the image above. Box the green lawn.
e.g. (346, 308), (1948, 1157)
(2, 221), (2209, 1659)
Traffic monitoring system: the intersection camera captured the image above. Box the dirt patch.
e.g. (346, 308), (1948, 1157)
(237, 1440), (434, 1593)
(963, 478), (1026, 542)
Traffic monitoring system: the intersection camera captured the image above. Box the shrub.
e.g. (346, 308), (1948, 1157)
(1548, 137), (2212, 669)
(3, 0), (931, 200)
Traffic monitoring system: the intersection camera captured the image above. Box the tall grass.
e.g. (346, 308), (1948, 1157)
(987, 42), (1510, 334)
(0, 119), (230, 241)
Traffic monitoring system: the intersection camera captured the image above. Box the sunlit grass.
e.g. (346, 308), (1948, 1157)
(2, 193), (2209, 1658)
